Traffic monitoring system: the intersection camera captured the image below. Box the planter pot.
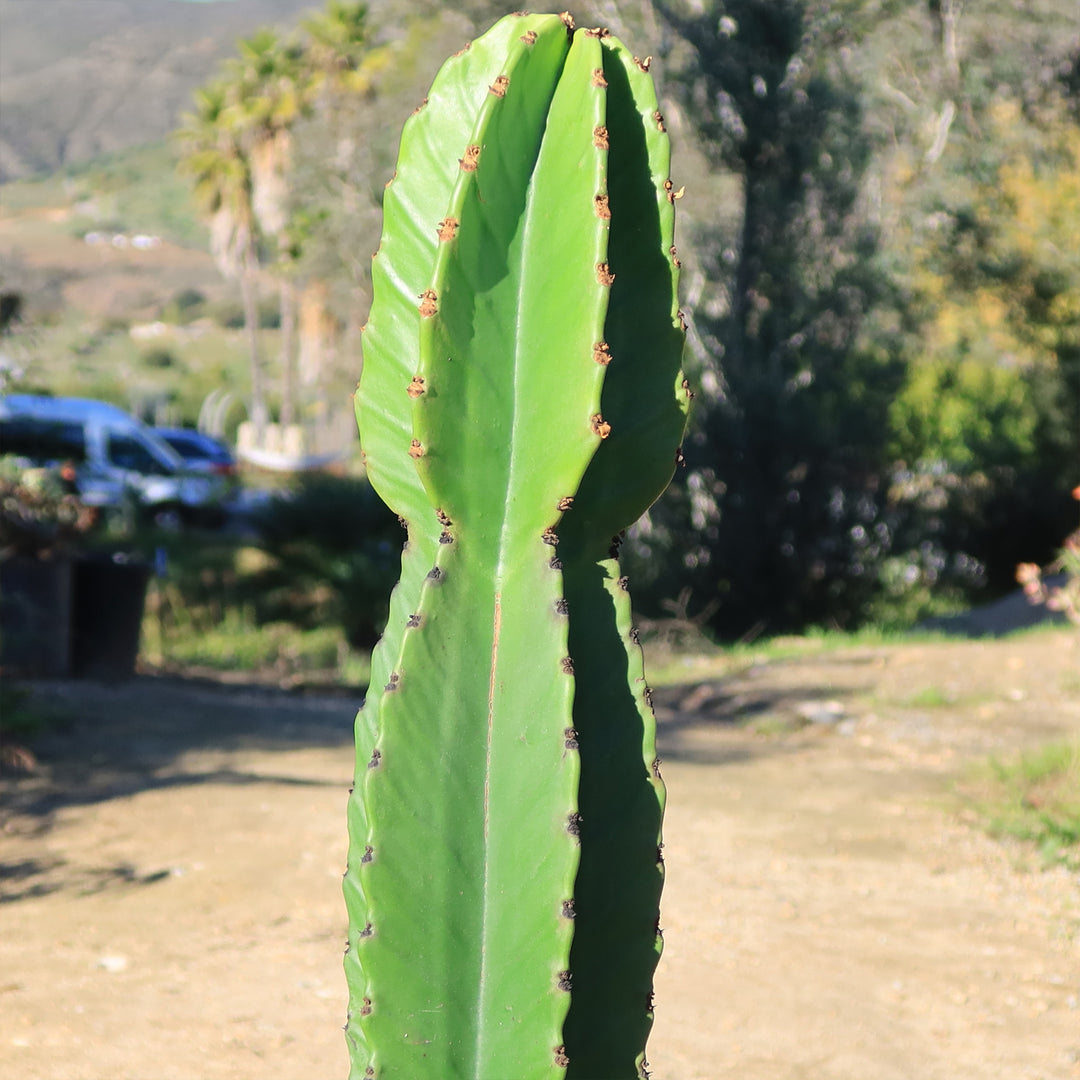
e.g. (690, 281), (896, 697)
(0, 557), (74, 677)
(71, 556), (150, 679)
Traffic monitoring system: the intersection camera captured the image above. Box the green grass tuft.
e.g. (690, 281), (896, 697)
(959, 741), (1080, 871)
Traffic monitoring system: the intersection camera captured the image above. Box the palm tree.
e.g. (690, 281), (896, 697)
(226, 29), (306, 426)
(176, 81), (268, 433)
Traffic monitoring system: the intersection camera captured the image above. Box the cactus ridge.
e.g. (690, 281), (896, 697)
(347, 14), (688, 1079)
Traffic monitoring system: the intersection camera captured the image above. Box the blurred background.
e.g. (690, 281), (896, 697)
(1, 0), (1078, 686)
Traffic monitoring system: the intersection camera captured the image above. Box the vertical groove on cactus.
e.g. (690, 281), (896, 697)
(346, 13), (688, 1079)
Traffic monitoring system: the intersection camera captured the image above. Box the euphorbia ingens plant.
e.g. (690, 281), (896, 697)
(344, 12), (689, 1078)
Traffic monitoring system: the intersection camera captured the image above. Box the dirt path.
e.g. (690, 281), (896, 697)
(2, 632), (1079, 1080)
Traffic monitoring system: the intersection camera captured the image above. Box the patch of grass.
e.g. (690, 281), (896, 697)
(0, 682), (66, 739)
(148, 611), (370, 689)
(959, 741), (1080, 871)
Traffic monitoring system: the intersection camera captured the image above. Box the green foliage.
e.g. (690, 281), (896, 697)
(251, 474), (403, 648)
(346, 14), (687, 1077)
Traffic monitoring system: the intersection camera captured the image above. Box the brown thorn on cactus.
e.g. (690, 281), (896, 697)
(630, 626), (641, 646)
(426, 566), (443, 582)
(634, 55), (653, 72)
(360, 997), (372, 1016)
(384, 671), (400, 691)
(557, 970), (573, 992)
(549, 555), (563, 571)
(644, 685), (654, 711)
(647, 989), (656, 1012)
(677, 309), (688, 332)
(670, 243), (681, 268)
(557, 496), (574, 512)
(564, 727), (579, 750)
(618, 574), (630, 590)
(559, 11), (575, 31)
(555, 597), (570, 616)
(554, 1045), (571, 1068)
(593, 341), (612, 365)
(654, 110), (667, 132)
(596, 261), (615, 286)
(437, 218), (459, 242)
(407, 375), (426, 398)
(561, 657), (574, 675)
(664, 180), (686, 203)
(675, 446), (686, 467)
(652, 756), (663, 778)
(542, 527), (559, 546)
(453, 42), (471, 58)
(566, 811), (582, 837)
(368, 748), (381, 769)
(408, 439), (425, 458)
(412, 99), (427, 116)
(609, 533), (623, 557)
(436, 508), (452, 527)
(361, 845), (373, 864)
(385, 168), (398, 186)
(418, 289), (438, 317)
(512, 9), (529, 15)
(359, 922), (374, 938)
(591, 68), (608, 87)
(521, 29), (538, 45)
(682, 376), (695, 399)
(406, 613), (421, 629)
(561, 899), (576, 920)
(459, 144), (481, 171)
(585, 26), (610, 38)
(591, 413), (612, 439)
(364, 1069), (375, 1080)
(593, 124), (609, 149)
(489, 75), (510, 97)
(656, 841), (664, 865)
(438, 530), (454, 545)
(594, 193), (611, 219)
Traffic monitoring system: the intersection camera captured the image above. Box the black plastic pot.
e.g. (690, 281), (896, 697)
(0, 556), (74, 677)
(71, 556), (151, 679)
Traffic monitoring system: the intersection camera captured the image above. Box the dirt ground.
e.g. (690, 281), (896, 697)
(2, 630), (1079, 1080)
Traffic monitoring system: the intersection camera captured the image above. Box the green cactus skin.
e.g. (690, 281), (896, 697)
(345, 13), (688, 1079)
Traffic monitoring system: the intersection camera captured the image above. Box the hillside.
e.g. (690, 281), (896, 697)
(0, 0), (325, 181)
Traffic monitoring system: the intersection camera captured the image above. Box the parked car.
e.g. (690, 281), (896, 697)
(153, 427), (237, 477)
(0, 395), (228, 528)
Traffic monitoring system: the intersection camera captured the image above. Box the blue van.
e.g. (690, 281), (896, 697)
(0, 395), (227, 527)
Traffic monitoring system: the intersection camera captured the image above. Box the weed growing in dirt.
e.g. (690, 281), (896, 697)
(960, 741), (1080, 871)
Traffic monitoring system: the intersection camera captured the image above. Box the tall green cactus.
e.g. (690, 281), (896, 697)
(344, 12), (690, 1078)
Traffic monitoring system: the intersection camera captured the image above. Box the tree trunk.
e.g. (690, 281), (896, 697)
(240, 245), (267, 437)
(279, 274), (298, 427)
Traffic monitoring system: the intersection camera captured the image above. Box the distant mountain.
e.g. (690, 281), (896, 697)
(0, 0), (323, 182)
